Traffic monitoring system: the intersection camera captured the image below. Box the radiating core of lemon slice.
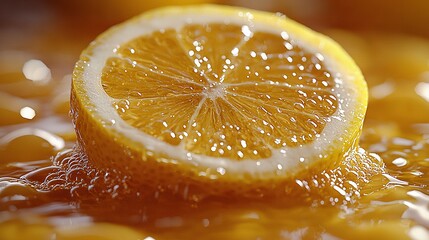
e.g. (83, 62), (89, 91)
(71, 5), (368, 198)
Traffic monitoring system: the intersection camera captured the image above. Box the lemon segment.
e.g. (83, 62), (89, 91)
(71, 5), (368, 197)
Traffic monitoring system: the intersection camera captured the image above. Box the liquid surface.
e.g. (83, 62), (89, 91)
(1, 5), (429, 240)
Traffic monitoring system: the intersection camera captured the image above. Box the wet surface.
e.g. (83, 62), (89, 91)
(1, 2), (429, 240)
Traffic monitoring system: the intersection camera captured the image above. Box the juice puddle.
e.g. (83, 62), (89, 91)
(1, 25), (429, 240)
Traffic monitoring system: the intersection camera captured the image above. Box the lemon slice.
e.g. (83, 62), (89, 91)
(71, 5), (367, 197)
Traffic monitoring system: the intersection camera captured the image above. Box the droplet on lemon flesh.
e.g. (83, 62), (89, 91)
(71, 5), (384, 202)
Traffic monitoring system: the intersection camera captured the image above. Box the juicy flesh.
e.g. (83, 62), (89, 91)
(101, 23), (338, 160)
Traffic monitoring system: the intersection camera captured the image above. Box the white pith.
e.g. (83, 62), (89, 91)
(80, 8), (360, 176)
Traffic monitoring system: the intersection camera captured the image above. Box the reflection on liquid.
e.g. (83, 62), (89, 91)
(415, 82), (429, 102)
(22, 59), (51, 82)
(369, 81), (395, 99)
(392, 157), (407, 167)
(403, 191), (429, 228)
(0, 128), (65, 151)
(19, 106), (36, 119)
